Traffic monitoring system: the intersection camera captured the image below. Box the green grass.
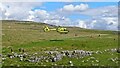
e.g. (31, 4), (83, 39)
(2, 20), (119, 66)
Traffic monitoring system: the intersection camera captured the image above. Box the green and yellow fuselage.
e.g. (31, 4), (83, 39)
(44, 26), (69, 34)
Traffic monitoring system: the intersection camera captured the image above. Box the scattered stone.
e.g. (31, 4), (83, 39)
(2, 58), (6, 61)
(20, 57), (23, 61)
(0, 54), (2, 57)
(95, 60), (99, 63)
(82, 60), (85, 63)
(54, 64), (57, 66)
(45, 60), (49, 62)
(10, 56), (14, 59)
(90, 57), (96, 60)
(68, 61), (72, 64)
(111, 48), (117, 52)
(7, 54), (12, 57)
(3, 49), (108, 64)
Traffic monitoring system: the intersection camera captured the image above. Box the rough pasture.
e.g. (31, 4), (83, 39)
(2, 20), (119, 67)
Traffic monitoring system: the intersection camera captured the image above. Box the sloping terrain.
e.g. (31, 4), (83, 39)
(2, 20), (119, 67)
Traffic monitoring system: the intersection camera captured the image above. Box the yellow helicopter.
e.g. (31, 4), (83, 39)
(43, 26), (69, 34)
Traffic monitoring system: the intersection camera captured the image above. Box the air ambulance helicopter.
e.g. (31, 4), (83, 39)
(43, 26), (69, 34)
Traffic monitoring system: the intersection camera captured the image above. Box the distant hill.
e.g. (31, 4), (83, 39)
(2, 20), (118, 33)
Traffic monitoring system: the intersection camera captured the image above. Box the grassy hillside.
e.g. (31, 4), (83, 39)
(2, 20), (119, 67)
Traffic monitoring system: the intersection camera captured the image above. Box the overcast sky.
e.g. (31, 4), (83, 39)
(0, 2), (119, 31)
